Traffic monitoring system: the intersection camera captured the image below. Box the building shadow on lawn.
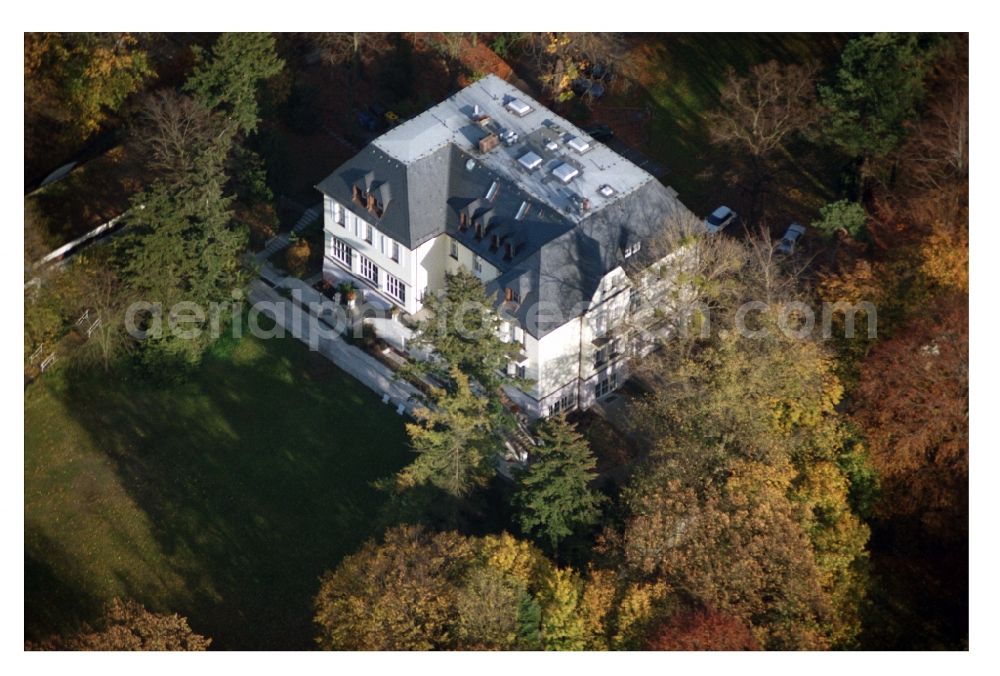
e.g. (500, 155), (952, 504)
(53, 337), (411, 649)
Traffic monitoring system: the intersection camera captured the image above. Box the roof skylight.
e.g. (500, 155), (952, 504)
(518, 152), (543, 171)
(553, 163), (580, 184)
(505, 98), (532, 116)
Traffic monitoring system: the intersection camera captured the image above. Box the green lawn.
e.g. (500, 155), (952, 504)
(24, 331), (411, 649)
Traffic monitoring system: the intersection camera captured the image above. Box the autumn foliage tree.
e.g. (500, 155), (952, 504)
(852, 296), (968, 538)
(24, 33), (152, 150)
(28, 598), (210, 651)
(314, 527), (598, 651)
(646, 607), (760, 651)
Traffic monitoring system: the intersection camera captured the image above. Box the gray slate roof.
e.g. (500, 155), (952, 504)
(316, 75), (695, 338)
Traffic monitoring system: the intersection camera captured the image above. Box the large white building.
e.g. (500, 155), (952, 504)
(316, 75), (697, 418)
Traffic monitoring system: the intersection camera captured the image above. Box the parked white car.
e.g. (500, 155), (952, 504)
(704, 206), (737, 234)
(776, 223), (806, 254)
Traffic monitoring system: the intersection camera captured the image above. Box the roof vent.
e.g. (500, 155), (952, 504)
(501, 130), (519, 146)
(552, 163), (580, 183)
(465, 159), (476, 171)
(518, 152), (543, 171)
(515, 201), (530, 221)
(567, 137), (591, 154)
(505, 99), (532, 117)
(598, 184), (616, 197)
(545, 140), (559, 151)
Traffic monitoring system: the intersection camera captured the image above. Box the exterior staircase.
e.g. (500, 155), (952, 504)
(257, 203), (323, 262)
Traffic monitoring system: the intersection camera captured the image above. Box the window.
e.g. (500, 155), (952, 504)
(513, 325), (525, 346)
(473, 255), (482, 274)
(379, 234), (386, 256)
(549, 392), (576, 416)
(611, 337), (623, 357)
(515, 364), (526, 380)
(505, 287), (520, 303)
(625, 241), (642, 258)
(333, 202), (345, 227)
(386, 274), (406, 303)
(330, 237), (352, 267)
(364, 223), (374, 244)
(353, 215), (362, 238)
(390, 241), (400, 263)
(449, 239), (458, 259)
(360, 255), (379, 286)
(595, 373), (618, 399)
(629, 288), (641, 313)
(595, 345), (608, 368)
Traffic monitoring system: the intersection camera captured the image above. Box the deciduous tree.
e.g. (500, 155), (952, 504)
(852, 295), (968, 538)
(707, 60), (820, 159)
(314, 526), (473, 650)
(645, 607), (759, 651)
(28, 598), (210, 651)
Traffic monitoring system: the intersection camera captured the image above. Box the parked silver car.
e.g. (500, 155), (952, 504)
(776, 223), (806, 254)
(704, 206), (737, 234)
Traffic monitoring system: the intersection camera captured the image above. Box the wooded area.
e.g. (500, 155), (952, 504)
(24, 32), (968, 651)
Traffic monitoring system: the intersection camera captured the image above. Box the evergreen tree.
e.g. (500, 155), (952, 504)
(116, 128), (245, 369)
(408, 268), (522, 392)
(184, 32), (284, 136)
(513, 413), (605, 554)
(820, 33), (939, 173)
(399, 367), (504, 498)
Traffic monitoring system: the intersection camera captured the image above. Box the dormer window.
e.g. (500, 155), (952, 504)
(505, 287), (520, 304)
(475, 221), (484, 239)
(352, 185), (364, 206)
(460, 212), (468, 230)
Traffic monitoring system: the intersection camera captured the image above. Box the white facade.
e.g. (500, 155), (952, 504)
(324, 192), (687, 419)
(323, 196), (417, 313)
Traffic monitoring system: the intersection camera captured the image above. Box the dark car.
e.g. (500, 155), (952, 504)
(571, 77), (607, 100)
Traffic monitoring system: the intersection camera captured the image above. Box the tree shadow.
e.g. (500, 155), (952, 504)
(45, 335), (411, 649)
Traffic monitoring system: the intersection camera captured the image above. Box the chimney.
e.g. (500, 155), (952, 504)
(478, 132), (499, 154)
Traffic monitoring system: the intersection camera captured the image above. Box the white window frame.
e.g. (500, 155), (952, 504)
(330, 237), (353, 268)
(390, 241), (400, 263)
(360, 254), (379, 286)
(473, 254), (482, 274)
(333, 202), (345, 227)
(364, 223), (374, 244)
(449, 239), (458, 259)
(386, 274), (406, 303)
